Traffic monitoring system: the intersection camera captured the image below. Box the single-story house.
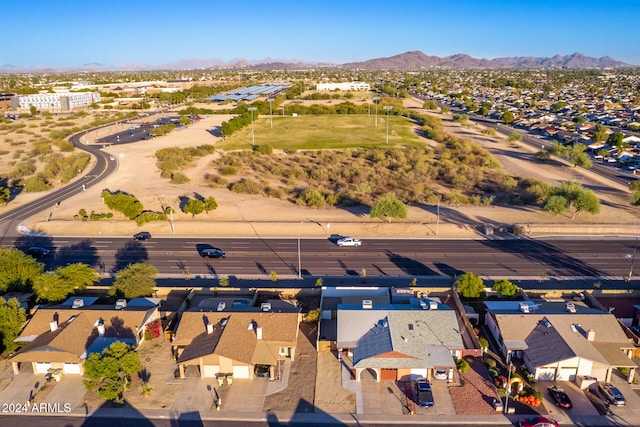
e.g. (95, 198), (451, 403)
(10, 298), (159, 375)
(173, 310), (301, 380)
(484, 301), (637, 383)
(337, 299), (464, 382)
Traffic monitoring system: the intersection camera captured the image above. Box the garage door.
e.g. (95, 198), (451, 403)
(63, 363), (81, 374)
(233, 365), (250, 379)
(203, 365), (220, 378)
(380, 368), (397, 380)
(35, 362), (51, 374)
(557, 367), (577, 381)
(535, 367), (556, 381)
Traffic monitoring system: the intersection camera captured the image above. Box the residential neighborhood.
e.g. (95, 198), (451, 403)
(2, 280), (640, 425)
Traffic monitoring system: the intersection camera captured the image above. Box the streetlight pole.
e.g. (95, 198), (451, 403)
(297, 221), (303, 279)
(247, 107), (257, 147)
(384, 106), (392, 144)
(373, 97), (379, 127)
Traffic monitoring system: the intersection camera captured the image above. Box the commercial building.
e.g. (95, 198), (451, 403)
(316, 82), (370, 91)
(12, 92), (100, 112)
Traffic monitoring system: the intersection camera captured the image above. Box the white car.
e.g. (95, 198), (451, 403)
(337, 237), (362, 247)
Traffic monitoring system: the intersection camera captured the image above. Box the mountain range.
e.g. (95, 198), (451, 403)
(0, 51), (632, 73)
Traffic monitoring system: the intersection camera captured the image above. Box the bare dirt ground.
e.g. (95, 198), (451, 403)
(2, 99), (638, 240)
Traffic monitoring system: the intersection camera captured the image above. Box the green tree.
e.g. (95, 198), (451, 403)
(455, 272), (485, 298)
(544, 195), (568, 215)
(493, 279), (518, 297)
(501, 110), (515, 124)
(573, 189), (600, 219)
(204, 196), (218, 213)
(569, 144), (592, 168)
(83, 341), (142, 403)
(183, 198), (205, 218)
(0, 297), (27, 352)
(507, 132), (522, 142)
(33, 263), (99, 302)
(608, 132), (626, 151)
(593, 124), (608, 142)
(110, 263), (157, 299)
(370, 194), (407, 222)
(0, 247), (44, 292)
(547, 141), (569, 158)
(29, 105), (37, 116)
(423, 100), (437, 110)
(101, 190), (144, 220)
(0, 186), (9, 204)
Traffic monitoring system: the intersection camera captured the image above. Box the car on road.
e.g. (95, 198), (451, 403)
(597, 382), (625, 406)
(27, 246), (50, 257)
(415, 380), (434, 407)
(133, 232), (151, 241)
(200, 248), (226, 258)
(547, 385), (572, 409)
(519, 416), (559, 427)
(336, 237), (362, 247)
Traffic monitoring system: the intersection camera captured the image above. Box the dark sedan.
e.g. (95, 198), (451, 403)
(547, 385), (572, 409)
(27, 246), (50, 257)
(200, 248), (226, 258)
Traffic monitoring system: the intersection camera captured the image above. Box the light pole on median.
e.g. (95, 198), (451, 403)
(247, 107), (257, 147)
(383, 106), (392, 144)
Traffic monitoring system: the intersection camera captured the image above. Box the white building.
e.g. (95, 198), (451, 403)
(316, 82), (370, 91)
(12, 92), (100, 112)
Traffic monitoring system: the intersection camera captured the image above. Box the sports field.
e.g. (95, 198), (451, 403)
(215, 114), (423, 150)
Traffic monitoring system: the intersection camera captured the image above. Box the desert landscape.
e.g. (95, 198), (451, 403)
(2, 97), (639, 240)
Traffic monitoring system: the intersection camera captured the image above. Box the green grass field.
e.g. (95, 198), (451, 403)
(216, 114), (423, 150)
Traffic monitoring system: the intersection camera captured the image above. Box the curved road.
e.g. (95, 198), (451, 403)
(0, 128), (117, 245)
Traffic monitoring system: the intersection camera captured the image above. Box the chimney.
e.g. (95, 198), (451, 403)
(587, 329), (595, 341)
(97, 324), (105, 336)
(49, 320), (58, 332)
(206, 323), (214, 334)
(256, 326), (263, 340)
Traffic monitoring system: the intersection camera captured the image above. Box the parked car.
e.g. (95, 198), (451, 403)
(415, 380), (434, 407)
(547, 385), (572, 409)
(133, 232), (151, 241)
(336, 237), (362, 247)
(200, 248), (226, 258)
(433, 368), (448, 380)
(255, 364), (270, 378)
(519, 416), (559, 427)
(27, 246), (50, 257)
(598, 382), (626, 406)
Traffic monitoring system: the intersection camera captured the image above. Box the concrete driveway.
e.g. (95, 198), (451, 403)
(534, 380), (600, 417)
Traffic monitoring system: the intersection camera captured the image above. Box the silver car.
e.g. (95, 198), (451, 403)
(337, 237), (362, 247)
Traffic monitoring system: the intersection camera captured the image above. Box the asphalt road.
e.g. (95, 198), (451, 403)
(8, 235), (640, 280)
(0, 128), (117, 246)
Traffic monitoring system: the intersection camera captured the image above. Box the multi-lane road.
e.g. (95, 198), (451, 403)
(9, 235), (639, 281)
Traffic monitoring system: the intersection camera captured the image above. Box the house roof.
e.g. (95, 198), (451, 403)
(10, 313), (94, 363)
(492, 309), (636, 369)
(16, 306), (155, 343)
(339, 308), (463, 369)
(175, 310), (300, 366)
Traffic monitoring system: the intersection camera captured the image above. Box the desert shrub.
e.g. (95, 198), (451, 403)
(134, 211), (167, 226)
(254, 143), (273, 155)
(296, 188), (326, 208)
(266, 187), (285, 199)
(78, 208), (87, 217)
(101, 190), (144, 219)
(22, 176), (50, 192)
(230, 179), (262, 195)
(89, 211), (113, 220)
(204, 174), (229, 187)
(305, 308), (321, 323)
(171, 172), (190, 184)
(493, 279), (518, 297)
(220, 166), (237, 175)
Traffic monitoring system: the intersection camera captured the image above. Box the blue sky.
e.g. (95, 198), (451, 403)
(3, 0), (639, 67)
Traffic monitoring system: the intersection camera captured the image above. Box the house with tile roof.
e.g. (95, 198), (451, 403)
(173, 309), (301, 380)
(336, 299), (464, 382)
(9, 299), (159, 376)
(484, 300), (637, 383)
